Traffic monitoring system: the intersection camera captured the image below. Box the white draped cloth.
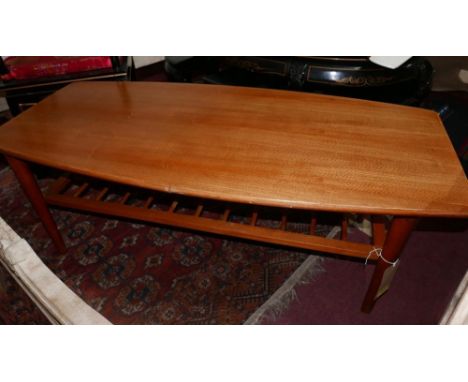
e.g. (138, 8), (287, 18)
(0, 216), (111, 325)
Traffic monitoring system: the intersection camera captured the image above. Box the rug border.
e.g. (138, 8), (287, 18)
(244, 226), (341, 325)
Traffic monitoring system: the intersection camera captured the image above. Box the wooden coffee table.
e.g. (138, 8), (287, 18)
(0, 81), (467, 313)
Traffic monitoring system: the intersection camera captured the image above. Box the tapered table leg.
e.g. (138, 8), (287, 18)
(6, 156), (67, 254)
(361, 216), (417, 313)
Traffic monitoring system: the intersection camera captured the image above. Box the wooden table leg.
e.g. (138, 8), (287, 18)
(361, 216), (417, 313)
(6, 156), (67, 254)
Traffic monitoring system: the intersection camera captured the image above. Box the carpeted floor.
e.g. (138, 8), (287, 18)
(260, 222), (468, 324)
(0, 166), (329, 324)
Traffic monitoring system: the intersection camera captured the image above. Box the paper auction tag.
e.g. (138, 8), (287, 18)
(376, 261), (400, 299)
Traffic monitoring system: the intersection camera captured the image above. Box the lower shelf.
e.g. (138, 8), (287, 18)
(45, 175), (384, 261)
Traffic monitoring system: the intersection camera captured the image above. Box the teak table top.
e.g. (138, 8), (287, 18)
(0, 81), (467, 217)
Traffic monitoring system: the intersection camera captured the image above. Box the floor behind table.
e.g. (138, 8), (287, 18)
(260, 221), (468, 324)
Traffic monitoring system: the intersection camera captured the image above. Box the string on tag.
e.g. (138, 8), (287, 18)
(365, 247), (399, 267)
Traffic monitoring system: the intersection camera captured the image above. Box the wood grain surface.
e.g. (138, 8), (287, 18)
(0, 81), (467, 217)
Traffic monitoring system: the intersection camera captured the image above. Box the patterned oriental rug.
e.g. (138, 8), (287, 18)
(0, 166), (331, 324)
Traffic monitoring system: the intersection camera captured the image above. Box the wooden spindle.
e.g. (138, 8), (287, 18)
(120, 192), (130, 204)
(194, 204), (203, 217)
(72, 182), (89, 198)
(310, 215), (317, 235)
(222, 208), (231, 221)
(144, 196), (154, 209)
(48, 177), (71, 195)
(250, 210), (258, 226)
(341, 215), (348, 240)
(280, 213), (287, 230)
(169, 200), (178, 213)
(96, 187), (108, 201)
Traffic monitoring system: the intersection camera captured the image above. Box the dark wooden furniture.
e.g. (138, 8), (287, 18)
(0, 81), (467, 313)
(165, 56), (433, 105)
(0, 56), (133, 116)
